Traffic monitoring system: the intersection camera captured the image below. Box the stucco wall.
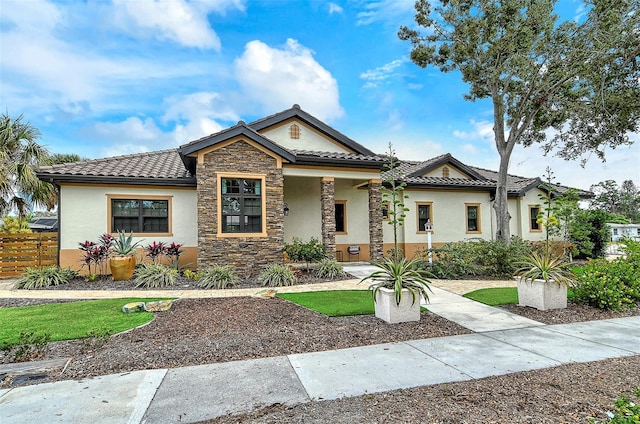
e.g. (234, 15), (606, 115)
(261, 120), (351, 153)
(58, 185), (197, 249)
(421, 165), (470, 179)
(283, 176), (322, 241)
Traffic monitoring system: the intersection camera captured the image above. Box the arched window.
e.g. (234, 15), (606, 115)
(289, 124), (300, 139)
(442, 166), (450, 178)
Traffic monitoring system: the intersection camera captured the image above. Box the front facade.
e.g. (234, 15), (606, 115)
(36, 105), (589, 274)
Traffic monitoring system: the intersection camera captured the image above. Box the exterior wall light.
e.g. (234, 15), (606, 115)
(284, 203), (290, 216)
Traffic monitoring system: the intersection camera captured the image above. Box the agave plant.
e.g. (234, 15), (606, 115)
(112, 231), (142, 256)
(361, 256), (432, 306)
(516, 251), (574, 286)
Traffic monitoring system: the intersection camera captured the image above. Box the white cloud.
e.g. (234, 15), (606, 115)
(452, 120), (495, 144)
(328, 2), (343, 14)
(360, 59), (405, 88)
(102, 143), (151, 158)
(234, 38), (344, 122)
(112, 0), (245, 50)
(356, 0), (415, 26)
(407, 83), (423, 90)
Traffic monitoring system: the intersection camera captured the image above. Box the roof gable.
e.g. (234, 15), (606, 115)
(406, 154), (488, 181)
(178, 121), (297, 174)
(248, 104), (375, 156)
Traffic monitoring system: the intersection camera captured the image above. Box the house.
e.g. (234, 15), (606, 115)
(608, 223), (640, 242)
(36, 105), (590, 274)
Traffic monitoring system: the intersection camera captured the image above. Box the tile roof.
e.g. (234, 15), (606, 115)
(384, 157), (591, 196)
(291, 149), (387, 163)
(36, 149), (196, 186)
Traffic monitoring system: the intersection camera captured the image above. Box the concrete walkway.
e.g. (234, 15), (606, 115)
(1, 264), (637, 423)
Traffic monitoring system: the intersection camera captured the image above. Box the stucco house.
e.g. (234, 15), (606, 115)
(36, 105), (589, 274)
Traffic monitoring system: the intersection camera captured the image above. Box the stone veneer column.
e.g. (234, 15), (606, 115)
(320, 177), (336, 258)
(368, 179), (384, 261)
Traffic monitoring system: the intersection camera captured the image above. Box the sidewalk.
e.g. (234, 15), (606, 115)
(2, 264), (637, 423)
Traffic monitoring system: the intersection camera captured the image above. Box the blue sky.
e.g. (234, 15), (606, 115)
(1, 0), (638, 191)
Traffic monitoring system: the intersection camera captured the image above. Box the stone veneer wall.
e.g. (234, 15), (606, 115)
(196, 140), (284, 275)
(320, 178), (336, 258)
(368, 180), (383, 261)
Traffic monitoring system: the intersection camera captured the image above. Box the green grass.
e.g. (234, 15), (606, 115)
(464, 287), (576, 306)
(278, 290), (374, 316)
(278, 290), (428, 316)
(0, 298), (166, 347)
(463, 287), (518, 305)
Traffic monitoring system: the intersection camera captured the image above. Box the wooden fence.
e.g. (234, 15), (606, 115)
(0, 232), (58, 278)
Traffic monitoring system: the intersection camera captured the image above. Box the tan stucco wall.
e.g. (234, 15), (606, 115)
(385, 189), (493, 246)
(283, 176), (322, 241)
(261, 120), (351, 153)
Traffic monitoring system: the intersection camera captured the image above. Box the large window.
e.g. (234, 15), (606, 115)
(416, 202), (433, 233)
(335, 200), (347, 234)
(465, 203), (481, 233)
(110, 197), (169, 234)
(530, 205), (541, 231)
(221, 178), (263, 233)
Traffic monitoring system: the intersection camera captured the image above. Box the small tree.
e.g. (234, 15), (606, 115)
(382, 142), (409, 260)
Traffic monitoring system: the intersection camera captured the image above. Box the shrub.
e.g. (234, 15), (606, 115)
(14, 266), (78, 289)
(82, 327), (114, 352)
(134, 263), (178, 288)
(0, 216), (32, 233)
(314, 259), (346, 279)
(284, 237), (326, 271)
(197, 265), (239, 289)
(420, 237), (533, 279)
(143, 241), (166, 264)
(183, 269), (204, 281)
(78, 233), (114, 277)
(591, 387), (640, 424)
(259, 264), (297, 287)
(572, 259), (640, 310)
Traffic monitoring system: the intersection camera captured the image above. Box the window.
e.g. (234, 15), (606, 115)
(221, 178), (263, 233)
(442, 166), (450, 178)
(289, 123), (300, 139)
(529, 206), (541, 231)
(613, 228), (619, 235)
(465, 203), (481, 233)
(109, 197), (170, 234)
(416, 202), (433, 233)
(335, 200), (347, 234)
(381, 202), (389, 220)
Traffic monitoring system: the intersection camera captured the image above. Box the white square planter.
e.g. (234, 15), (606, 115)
(515, 276), (568, 311)
(374, 287), (422, 323)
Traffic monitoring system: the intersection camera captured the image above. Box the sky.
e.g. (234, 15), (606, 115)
(1, 0), (638, 192)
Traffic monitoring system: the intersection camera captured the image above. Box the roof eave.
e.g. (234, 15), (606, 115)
(293, 155), (386, 169)
(36, 173), (197, 187)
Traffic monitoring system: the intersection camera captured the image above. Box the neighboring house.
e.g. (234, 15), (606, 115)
(608, 223), (640, 242)
(29, 217), (59, 232)
(36, 105), (590, 274)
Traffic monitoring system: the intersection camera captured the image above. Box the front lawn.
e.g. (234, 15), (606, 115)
(0, 298), (165, 347)
(278, 290), (374, 316)
(463, 287), (518, 305)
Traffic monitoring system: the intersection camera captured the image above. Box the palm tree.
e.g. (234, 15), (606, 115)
(0, 113), (56, 217)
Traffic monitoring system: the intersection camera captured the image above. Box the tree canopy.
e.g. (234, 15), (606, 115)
(589, 179), (640, 223)
(399, 0), (640, 243)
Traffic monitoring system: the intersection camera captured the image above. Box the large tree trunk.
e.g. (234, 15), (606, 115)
(492, 92), (514, 244)
(493, 152), (511, 243)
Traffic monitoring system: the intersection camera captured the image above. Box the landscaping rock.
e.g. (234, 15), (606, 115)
(122, 302), (145, 313)
(144, 300), (173, 312)
(252, 288), (278, 299)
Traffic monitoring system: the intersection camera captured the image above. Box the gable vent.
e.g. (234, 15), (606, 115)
(442, 166), (450, 178)
(289, 123), (300, 139)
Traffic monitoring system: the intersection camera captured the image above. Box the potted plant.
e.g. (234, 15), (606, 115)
(109, 231), (142, 281)
(360, 143), (432, 323)
(515, 251), (574, 310)
(515, 168), (575, 310)
(362, 256), (432, 323)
